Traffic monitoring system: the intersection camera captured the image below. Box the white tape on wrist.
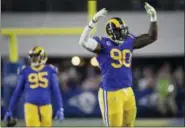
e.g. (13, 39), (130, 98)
(89, 20), (96, 28)
(150, 12), (157, 22)
(151, 16), (157, 22)
(84, 38), (98, 51)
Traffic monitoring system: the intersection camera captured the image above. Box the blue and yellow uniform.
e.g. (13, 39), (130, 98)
(6, 64), (63, 127)
(94, 35), (137, 127)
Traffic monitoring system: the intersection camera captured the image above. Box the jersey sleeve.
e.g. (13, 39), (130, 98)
(17, 65), (26, 75)
(93, 36), (106, 49)
(49, 64), (63, 110)
(7, 66), (26, 112)
(93, 36), (101, 43)
(93, 36), (103, 46)
(128, 33), (136, 40)
(127, 33), (136, 48)
(128, 33), (136, 42)
(49, 64), (58, 74)
(93, 36), (114, 51)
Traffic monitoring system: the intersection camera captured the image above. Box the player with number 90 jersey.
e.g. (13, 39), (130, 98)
(93, 35), (137, 127)
(94, 35), (135, 91)
(79, 5), (158, 126)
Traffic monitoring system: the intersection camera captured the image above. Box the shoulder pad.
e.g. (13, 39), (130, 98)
(17, 65), (26, 75)
(99, 37), (111, 47)
(49, 64), (58, 74)
(128, 34), (136, 39)
(93, 36), (102, 43)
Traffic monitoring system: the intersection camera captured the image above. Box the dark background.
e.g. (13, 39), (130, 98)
(2, 0), (185, 12)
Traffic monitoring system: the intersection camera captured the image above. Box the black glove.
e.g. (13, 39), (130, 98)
(6, 117), (17, 127)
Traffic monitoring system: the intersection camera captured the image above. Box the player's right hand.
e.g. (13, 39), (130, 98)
(55, 108), (64, 121)
(4, 112), (17, 127)
(92, 8), (108, 23)
(144, 2), (157, 21)
(4, 112), (12, 122)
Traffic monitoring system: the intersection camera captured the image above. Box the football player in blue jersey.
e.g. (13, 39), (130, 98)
(79, 2), (158, 127)
(4, 46), (64, 127)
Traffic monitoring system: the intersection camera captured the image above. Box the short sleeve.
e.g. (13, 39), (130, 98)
(127, 33), (136, 48)
(128, 33), (136, 40)
(17, 65), (26, 75)
(93, 36), (102, 44)
(93, 36), (105, 49)
(49, 64), (58, 74)
(93, 36), (112, 52)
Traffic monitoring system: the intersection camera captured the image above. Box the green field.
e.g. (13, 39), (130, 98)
(1, 118), (184, 127)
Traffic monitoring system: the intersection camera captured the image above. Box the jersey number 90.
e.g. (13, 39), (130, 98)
(110, 49), (132, 68)
(28, 72), (48, 89)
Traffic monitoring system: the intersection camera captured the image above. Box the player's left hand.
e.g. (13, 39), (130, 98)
(4, 112), (12, 122)
(92, 8), (108, 23)
(144, 2), (157, 21)
(55, 108), (64, 121)
(4, 112), (17, 127)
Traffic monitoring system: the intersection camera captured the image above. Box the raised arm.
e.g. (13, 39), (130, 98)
(79, 8), (107, 53)
(133, 3), (158, 49)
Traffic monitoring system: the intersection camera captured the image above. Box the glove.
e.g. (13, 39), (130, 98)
(4, 112), (12, 122)
(4, 112), (17, 127)
(92, 8), (107, 23)
(144, 2), (157, 22)
(89, 8), (108, 28)
(55, 108), (64, 121)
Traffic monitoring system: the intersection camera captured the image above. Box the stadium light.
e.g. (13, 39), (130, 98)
(168, 84), (174, 93)
(90, 57), (99, 67)
(71, 56), (81, 66)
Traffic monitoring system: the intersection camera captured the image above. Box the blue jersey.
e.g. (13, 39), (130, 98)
(19, 64), (58, 105)
(94, 34), (136, 91)
(7, 64), (62, 112)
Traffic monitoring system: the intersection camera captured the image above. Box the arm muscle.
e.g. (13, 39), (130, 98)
(133, 22), (158, 49)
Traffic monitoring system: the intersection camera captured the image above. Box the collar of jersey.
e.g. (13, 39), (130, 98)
(108, 37), (125, 45)
(31, 64), (45, 71)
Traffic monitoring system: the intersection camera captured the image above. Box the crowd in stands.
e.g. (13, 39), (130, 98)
(51, 57), (184, 117)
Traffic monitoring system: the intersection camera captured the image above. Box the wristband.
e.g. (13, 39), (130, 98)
(88, 20), (96, 28)
(150, 14), (157, 22)
(92, 19), (96, 23)
(88, 25), (93, 29)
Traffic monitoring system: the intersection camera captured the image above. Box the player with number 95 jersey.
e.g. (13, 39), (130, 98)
(4, 46), (64, 127)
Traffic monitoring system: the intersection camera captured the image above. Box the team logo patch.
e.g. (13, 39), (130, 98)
(106, 41), (111, 46)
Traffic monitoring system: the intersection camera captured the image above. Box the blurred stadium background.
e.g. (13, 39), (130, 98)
(1, 0), (184, 127)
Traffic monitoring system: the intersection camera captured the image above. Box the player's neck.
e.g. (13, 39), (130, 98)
(109, 37), (124, 45)
(31, 64), (45, 71)
(34, 65), (43, 68)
